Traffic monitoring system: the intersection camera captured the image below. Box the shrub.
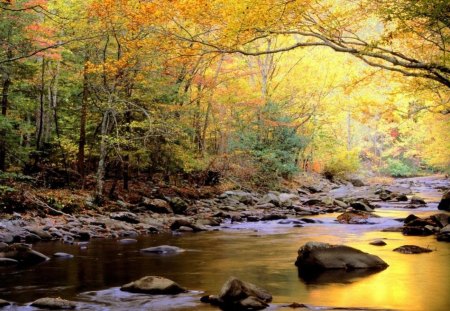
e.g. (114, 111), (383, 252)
(323, 149), (360, 180)
(381, 158), (417, 177)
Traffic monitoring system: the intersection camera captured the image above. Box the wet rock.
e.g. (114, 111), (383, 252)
(393, 245), (432, 254)
(0, 299), (10, 307)
(299, 218), (316, 223)
(0, 258), (18, 266)
(437, 225), (450, 242)
(350, 201), (373, 212)
(0, 243), (49, 264)
(140, 245), (185, 254)
(169, 197), (189, 214)
(53, 252), (74, 259)
(402, 226), (433, 236)
(109, 212), (140, 224)
(31, 297), (76, 309)
(410, 196), (426, 205)
(337, 211), (376, 224)
(261, 214), (287, 221)
(370, 240), (387, 246)
(295, 242), (388, 271)
(177, 226), (194, 232)
(303, 199), (322, 206)
(437, 190), (450, 211)
(24, 233), (42, 243)
(25, 227), (53, 240)
(255, 203), (275, 209)
(170, 218), (205, 232)
(217, 277), (272, 310)
(141, 198), (173, 214)
(284, 302), (308, 308)
(431, 213), (449, 228)
(305, 185), (323, 193)
(395, 194), (409, 201)
(120, 276), (186, 294)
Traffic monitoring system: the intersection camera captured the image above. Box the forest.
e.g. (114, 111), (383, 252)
(0, 0), (448, 199)
(0, 1), (450, 311)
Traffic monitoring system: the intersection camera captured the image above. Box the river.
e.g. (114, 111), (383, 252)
(0, 176), (449, 310)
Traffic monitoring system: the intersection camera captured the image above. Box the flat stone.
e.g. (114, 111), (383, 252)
(53, 252), (74, 259)
(393, 245), (432, 254)
(140, 245), (185, 254)
(121, 276), (186, 294)
(31, 297), (76, 309)
(370, 240), (387, 246)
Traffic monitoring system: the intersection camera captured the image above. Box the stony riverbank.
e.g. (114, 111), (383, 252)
(1, 175), (449, 251)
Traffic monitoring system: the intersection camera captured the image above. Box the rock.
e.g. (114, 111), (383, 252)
(25, 227), (53, 240)
(370, 240), (387, 246)
(177, 226), (194, 232)
(0, 299), (10, 307)
(295, 242), (388, 271)
(410, 196), (426, 205)
(31, 297), (76, 309)
(218, 277), (272, 310)
(431, 213), (449, 228)
(284, 302), (308, 308)
(279, 193), (299, 207)
(337, 211), (376, 224)
(53, 252), (74, 259)
(395, 194), (409, 201)
(393, 245), (432, 254)
(437, 225), (450, 242)
(140, 245), (185, 254)
(169, 197), (189, 214)
(0, 258), (18, 266)
(142, 198), (173, 214)
(261, 214), (287, 221)
(402, 226), (433, 236)
(0, 243), (49, 264)
(303, 199), (322, 206)
(349, 178), (365, 187)
(223, 191), (254, 205)
(170, 219), (205, 232)
(259, 193), (281, 207)
(437, 191), (450, 211)
(120, 276), (186, 294)
(305, 185), (322, 193)
(350, 201), (373, 212)
(110, 212), (140, 224)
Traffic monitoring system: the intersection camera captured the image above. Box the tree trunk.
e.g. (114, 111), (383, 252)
(77, 59), (89, 182)
(36, 58), (46, 151)
(96, 109), (111, 201)
(0, 73), (11, 171)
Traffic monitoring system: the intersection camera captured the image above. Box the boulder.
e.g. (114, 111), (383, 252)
(437, 225), (450, 242)
(279, 193), (299, 207)
(170, 218), (206, 232)
(201, 277), (272, 310)
(259, 193), (281, 207)
(0, 243), (49, 265)
(393, 245), (432, 254)
(431, 213), (449, 228)
(223, 191), (254, 205)
(109, 212), (140, 224)
(410, 196), (426, 205)
(169, 197), (189, 214)
(337, 211), (376, 224)
(25, 227), (53, 240)
(437, 191), (450, 211)
(31, 297), (76, 310)
(349, 178), (365, 187)
(295, 242), (388, 271)
(0, 258), (18, 266)
(141, 198), (173, 214)
(0, 299), (10, 307)
(140, 245), (185, 254)
(350, 201), (373, 212)
(120, 276), (186, 294)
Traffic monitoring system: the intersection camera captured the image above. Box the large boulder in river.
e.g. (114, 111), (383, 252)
(31, 297), (76, 310)
(295, 242), (388, 271)
(121, 276), (186, 294)
(0, 243), (49, 265)
(202, 277), (272, 310)
(337, 211), (378, 224)
(393, 245), (432, 254)
(437, 191), (450, 211)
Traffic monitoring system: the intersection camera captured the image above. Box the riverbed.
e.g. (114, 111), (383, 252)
(1, 176), (449, 311)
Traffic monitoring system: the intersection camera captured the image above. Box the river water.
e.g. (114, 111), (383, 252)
(0, 177), (449, 311)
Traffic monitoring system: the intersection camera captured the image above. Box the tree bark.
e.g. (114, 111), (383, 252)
(77, 59), (89, 182)
(0, 73), (11, 171)
(36, 57), (46, 151)
(96, 109), (111, 201)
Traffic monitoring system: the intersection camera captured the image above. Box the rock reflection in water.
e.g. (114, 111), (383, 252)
(298, 268), (384, 285)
